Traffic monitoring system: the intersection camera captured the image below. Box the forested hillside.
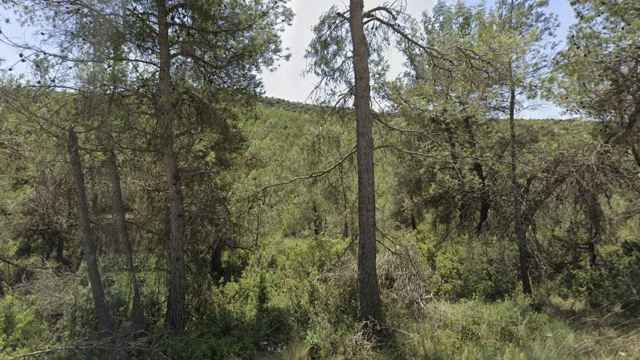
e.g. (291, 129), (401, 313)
(0, 0), (639, 359)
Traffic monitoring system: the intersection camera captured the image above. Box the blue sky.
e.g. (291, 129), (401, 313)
(0, 0), (577, 118)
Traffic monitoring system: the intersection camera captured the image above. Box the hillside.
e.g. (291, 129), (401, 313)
(1, 0), (639, 359)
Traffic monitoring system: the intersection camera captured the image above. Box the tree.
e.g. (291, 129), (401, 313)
(153, 0), (187, 332)
(553, 0), (640, 278)
(100, 98), (146, 329)
(307, 0), (479, 331)
(390, 1), (499, 234)
(555, 0), (640, 168)
(2, 0), (292, 333)
(349, 0), (383, 329)
(67, 127), (114, 336)
(307, 1), (406, 331)
(493, 0), (558, 296)
(390, 0), (560, 295)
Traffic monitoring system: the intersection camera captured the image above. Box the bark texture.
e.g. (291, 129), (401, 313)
(584, 191), (604, 268)
(210, 238), (224, 281)
(105, 143), (145, 329)
(157, 0), (186, 333)
(462, 116), (490, 233)
(68, 128), (114, 335)
(349, 0), (383, 326)
(509, 86), (532, 296)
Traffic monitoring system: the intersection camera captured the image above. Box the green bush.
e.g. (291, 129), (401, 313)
(0, 293), (53, 357)
(417, 232), (518, 301)
(3, 234), (638, 359)
(157, 236), (359, 359)
(577, 240), (640, 312)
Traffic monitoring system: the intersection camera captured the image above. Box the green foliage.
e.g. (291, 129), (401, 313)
(576, 241), (640, 312)
(150, 236), (361, 359)
(0, 293), (53, 356)
(418, 235), (518, 301)
(1, 229), (640, 359)
(555, 0), (640, 160)
(0, 0), (639, 357)
(398, 299), (582, 359)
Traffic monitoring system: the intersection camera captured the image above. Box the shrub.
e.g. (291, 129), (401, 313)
(416, 232), (518, 301)
(577, 240), (640, 312)
(398, 299), (582, 360)
(0, 293), (53, 357)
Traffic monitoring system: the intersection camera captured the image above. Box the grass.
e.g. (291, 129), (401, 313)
(267, 297), (640, 360)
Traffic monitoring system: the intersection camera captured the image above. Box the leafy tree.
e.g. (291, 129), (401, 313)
(307, 0), (424, 332)
(390, 1), (499, 234)
(391, 0), (561, 296)
(67, 127), (115, 337)
(492, 0), (558, 296)
(555, 0), (640, 168)
(2, 0), (292, 333)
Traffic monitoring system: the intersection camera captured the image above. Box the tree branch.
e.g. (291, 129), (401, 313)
(363, 14), (451, 63)
(363, 6), (398, 21)
(253, 145), (357, 197)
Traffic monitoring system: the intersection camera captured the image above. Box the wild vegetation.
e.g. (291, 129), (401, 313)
(0, 0), (639, 359)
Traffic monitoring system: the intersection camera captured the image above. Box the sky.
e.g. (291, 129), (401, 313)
(261, 0), (436, 103)
(261, 0), (578, 118)
(0, 0), (577, 118)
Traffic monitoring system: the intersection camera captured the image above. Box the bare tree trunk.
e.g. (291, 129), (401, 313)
(585, 191), (603, 268)
(462, 116), (490, 233)
(349, 0), (383, 329)
(631, 144), (640, 169)
(210, 238), (224, 281)
(68, 128), (114, 336)
(312, 202), (322, 237)
(104, 143), (145, 330)
(339, 165), (351, 238)
(157, 0), (186, 333)
(54, 233), (72, 269)
(509, 86), (532, 296)
(55, 235), (64, 263)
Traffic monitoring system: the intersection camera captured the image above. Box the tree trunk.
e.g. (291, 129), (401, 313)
(54, 233), (72, 269)
(509, 86), (532, 296)
(312, 202), (322, 237)
(210, 238), (223, 281)
(462, 116), (490, 234)
(157, 0), (186, 333)
(349, 0), (383, 328)
(55, 235), (64, 263)
(631, 144), (640, 169)
(585, 191), (603, 268)
(339, 165), (351, 239)
(105, 144), (145, 330)
(68, 128), (114, 336)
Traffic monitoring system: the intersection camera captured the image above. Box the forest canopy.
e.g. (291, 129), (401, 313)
(0, 0), (639, 359)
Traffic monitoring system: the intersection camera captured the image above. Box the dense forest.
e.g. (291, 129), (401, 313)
(0, 0), (639, 359)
